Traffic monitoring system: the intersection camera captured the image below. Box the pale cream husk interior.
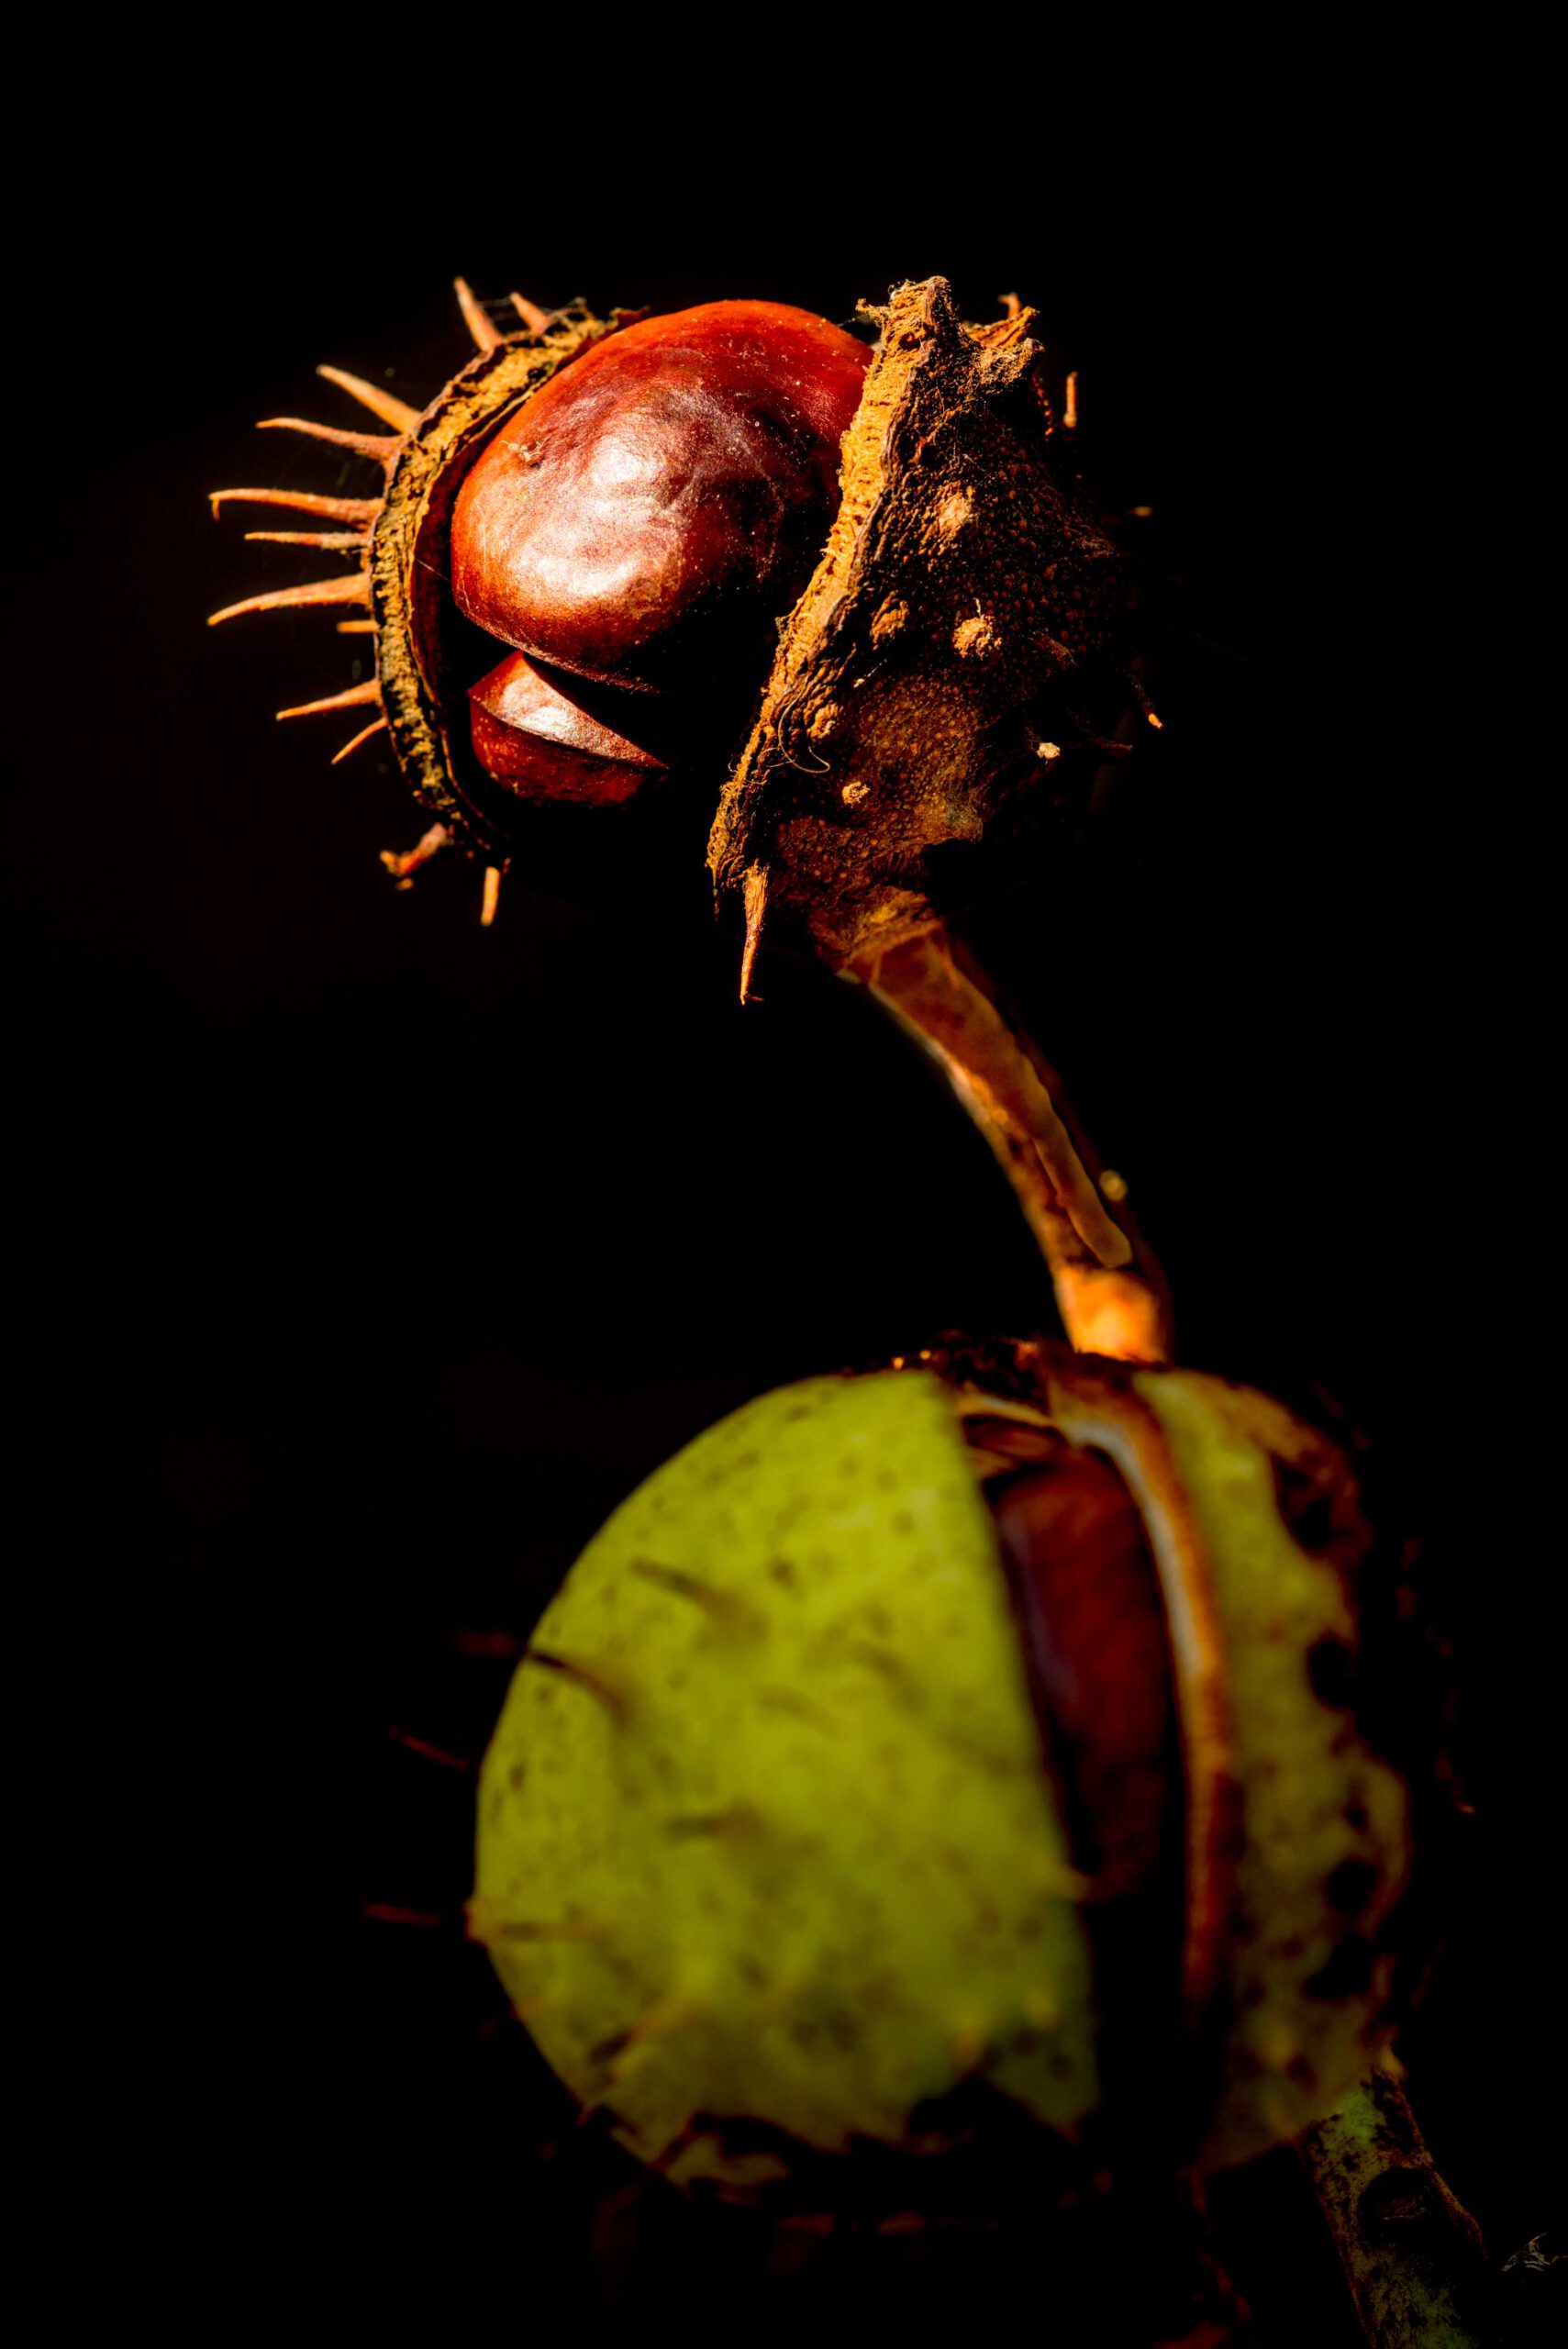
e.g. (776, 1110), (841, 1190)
(1133, 1370), (1410, 2166)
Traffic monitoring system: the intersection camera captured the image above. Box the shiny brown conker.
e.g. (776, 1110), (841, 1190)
(467, 651), (668, 804)
(450, 299), (871, 800)
(994, 1442), (1176, 1909)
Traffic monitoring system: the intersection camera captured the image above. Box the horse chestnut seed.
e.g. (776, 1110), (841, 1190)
(450, 300), (871, 796)
(471, 1347), (1416, 2203)
(212, 277), (1129, 949)
(467, 651), (668, 805)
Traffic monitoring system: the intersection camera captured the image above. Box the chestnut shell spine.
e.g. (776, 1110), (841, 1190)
(210, 277), (1137, 956)
(209, 290), (620, 919)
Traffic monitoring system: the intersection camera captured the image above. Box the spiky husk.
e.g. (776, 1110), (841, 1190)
(472, 1370), (1096, 2199)
(369, 305), (612, 861)
(217, 275), (1129, 951)
(472, 1352), (1411, 2199)
(708, 277), (1125, 967)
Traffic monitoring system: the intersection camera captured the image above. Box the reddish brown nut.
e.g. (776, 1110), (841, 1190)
(474, 1348), (1425, 2197)
(450, 300), (872, 710)
(467, 651), (668, 805)
(209, 279), (1140, 970)
(990, 1434), (1186, 2126)
(993, 1444), (1176, 1906)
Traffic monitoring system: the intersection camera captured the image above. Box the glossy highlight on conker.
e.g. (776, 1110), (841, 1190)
(467, 651), (667, 804)
(452, 300), (871, 694)
(450, 300), (871, 801)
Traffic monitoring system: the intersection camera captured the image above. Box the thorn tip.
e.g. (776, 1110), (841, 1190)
(276, 680), (381, 722)
(245, 529), (366, 550)
(330, 716), (389, 763)
(381, 823), (452, 886)
(523, 1646), (629, 1716)
(740, 864), (768, 1001)
(316, 364), (420, 434)
(208, 573), (371, 626)
(210, 487), (380, 525)
(454, 277), (502, 351)
(256, 417), (399, 462)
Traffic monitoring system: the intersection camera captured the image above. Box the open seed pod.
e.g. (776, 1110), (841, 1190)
(209, 276), (1165, 1356)
(210, 277), (1122, 901)
(470, 1338), (1419, 2206)
(211, 282), (1479, 2329)
(211, 293), (619, 879)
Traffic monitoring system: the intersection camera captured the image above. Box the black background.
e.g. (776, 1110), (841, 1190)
(11, 43), (1556, 2338)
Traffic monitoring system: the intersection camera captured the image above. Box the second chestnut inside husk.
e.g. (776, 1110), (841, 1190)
(361, 280), (1131, 968)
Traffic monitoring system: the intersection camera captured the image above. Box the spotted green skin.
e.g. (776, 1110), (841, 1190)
(1135, 1372), (1410, 2169)
(473, 1371), (1095, 2195)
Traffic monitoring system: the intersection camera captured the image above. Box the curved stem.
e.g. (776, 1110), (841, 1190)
(851, 922), (1174, 1365)
(1299, 2072), (1494, 2346)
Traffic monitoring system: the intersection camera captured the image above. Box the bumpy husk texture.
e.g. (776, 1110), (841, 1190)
(708, 276), (1124, 968)
(473, 1371), (1097, 2199)
(371, 304), (612, 860)
(1040, 1354), (1413, 2169)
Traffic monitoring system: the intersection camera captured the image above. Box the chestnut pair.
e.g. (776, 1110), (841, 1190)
(452, 301), (871, 805)
(211, 286), (1465, 2339)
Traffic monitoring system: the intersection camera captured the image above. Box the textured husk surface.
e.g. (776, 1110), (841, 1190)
(473, 1369), (1097, 2200)
(1137, 1369), (1412, 2168)
(708, 276), (1125, 967)
(473, 1346), (1412, 2197)
(370, 304), (613, 861)
(1057, 1357), (1413, 2168)
(376, 277), (1119, 934)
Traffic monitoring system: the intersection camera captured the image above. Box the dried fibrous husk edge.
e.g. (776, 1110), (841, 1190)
(371, 304), (613, 860)
(708, 275), (1124, 968)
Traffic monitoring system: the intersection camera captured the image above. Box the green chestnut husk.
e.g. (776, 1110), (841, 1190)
(470, 1341), (1414, 2204)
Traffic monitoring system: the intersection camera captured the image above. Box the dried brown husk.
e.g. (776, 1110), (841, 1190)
(236, 277), (1121, 919)
(231, 282), (1151, 1341)
(371, 303), (614, 860)
(708, 276), (1125, 969)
